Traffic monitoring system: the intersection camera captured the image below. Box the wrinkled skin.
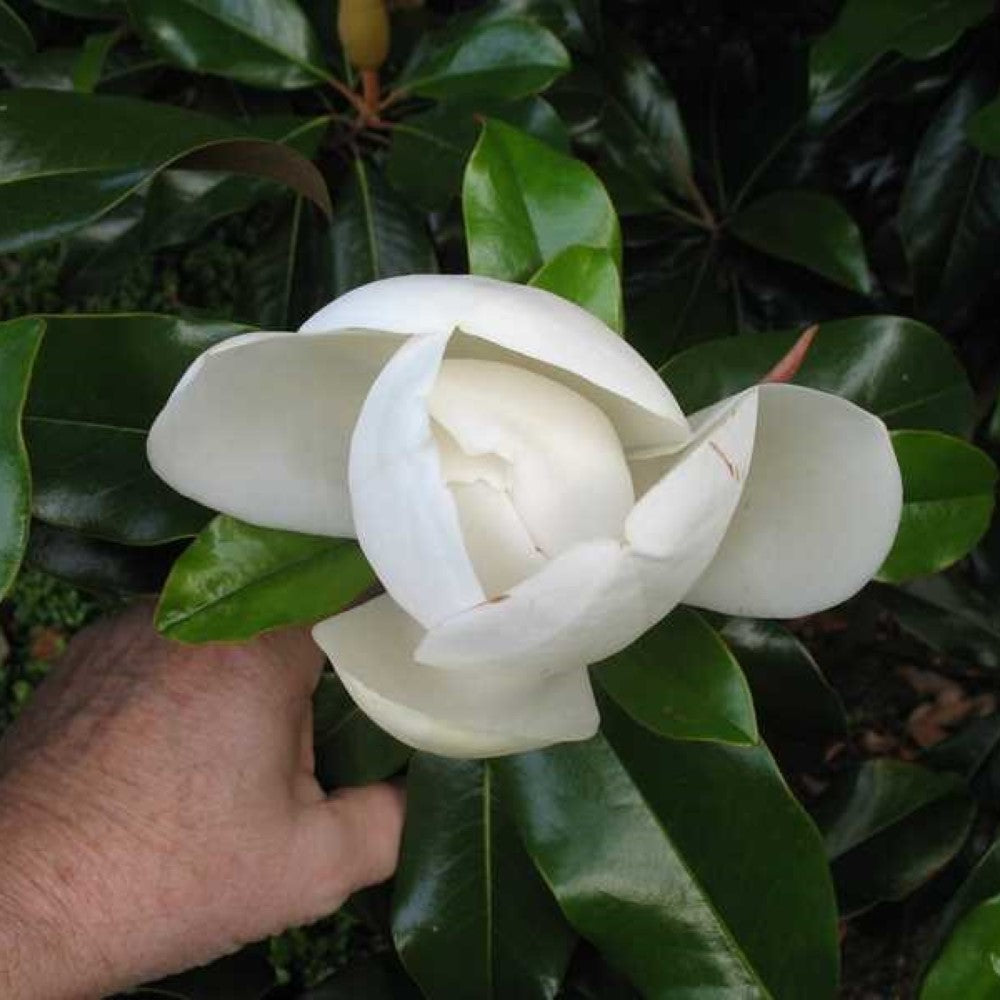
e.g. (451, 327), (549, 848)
(0, 601), (405, 1000)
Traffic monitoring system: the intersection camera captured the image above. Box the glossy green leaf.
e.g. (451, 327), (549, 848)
(0, 90), (330, 253)
(924, 836), (1000, 973)
(497, 700), (839, 1000)
(299, 956), (422, 999)
(810, 0), (992, 100)
(393, 755), (576, 1000)
(594, 608), (757, 745)
(661, 316), (975, 436)
(73, 29), (122, 93)
(815, 759), (975, 915)
(900, 61), (1000, 330)
(156, 516), (376, 643)
(967, 95), (1000, 157)
(59, 195), (147, 294)
(401, 16), (569, 100)
(332, 158), (438, 297)
(529, 245), (623, 331)
(874, 577), (1000, 670)
(386, 98), (569, 213)
(25, 314), (246, 544)
(556, 29), (692, 212)
(128, 0), (328, 89)
(731, 191), (872, 294)
(34, 0), (123, 17)
(313, 673), (411, 790)
(922, 896), (1000, 999)
(718, 618), (847, 741)
(0, 1), (33, 63)
(142, 116), (329, 252)
(25, 521), (183, 596)
(0, 318), (44, 601)
(879, 431), (997, 582)
(463, 119), (620, 281)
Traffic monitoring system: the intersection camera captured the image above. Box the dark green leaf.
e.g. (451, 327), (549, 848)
(142, 116), (329, 252)
(60, 195), (147, 294)
(922, 896), (1000, 999)
(298, 955), (422, 999)
(924, 835), (1000, 974)
(529, 245), (622, 331)
(594, 608), (757, 745)
(0, 318), (44, 601)
(0, 90), (330, 253)
(497, 700), (839, 1000)
(401, 16), (569, 100)
(25, 521), (183, 595)
(879, 431), (997, 582)
(502, 0), (603, 53)
(155, 516), (376, 643)
(332, 158), (438, 296)
(128, 0), (328, 89)
(393, 754), (576, 1000)
(899, 61), (1000, 330)
(718, 618), (846, 741)
(313, 673), (411, 790)
(0, 1), (33, 63)
(25, 314), (246, 544)
(967, 95), (1000, 156)
(661, 316), (974, 436)
(463, 119), (620, 281)
(386, 98), (569, 213)
(33, 0), (122, 18)
(815, 759), (975, 915)
(72, 28), (122, 93)
(731, 191), (872, 294)
(874, 577), (1000, 669)
(810, 0), (992, 101)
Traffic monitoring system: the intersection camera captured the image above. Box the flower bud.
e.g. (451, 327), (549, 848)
(338, 0), (390, 72)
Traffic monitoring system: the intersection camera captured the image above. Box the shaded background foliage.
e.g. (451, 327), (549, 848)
(4, 0), (1000, 998)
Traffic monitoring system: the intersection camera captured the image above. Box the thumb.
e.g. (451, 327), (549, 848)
(287, 781), (407, 924)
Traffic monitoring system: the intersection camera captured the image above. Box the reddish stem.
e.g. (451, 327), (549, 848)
(362, 69), (381, 118)
(761, 324), (819, 384)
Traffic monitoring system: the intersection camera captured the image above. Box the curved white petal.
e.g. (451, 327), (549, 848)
(348, 332), (484, 627)
(313, 596), (599, 758)
(417, 392), (759, 673)
(148, 329), (404, 536)
(686, 384), (903, 618)
(300, 274), (689, 453)
(430, 359), (634, 557)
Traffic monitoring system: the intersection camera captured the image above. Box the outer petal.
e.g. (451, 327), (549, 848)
(313, 596), (599, 758)
(416, 393), (759, 672)
(348, 332), (485, 627)
(147, 329), (404, 537)
(300, 274), (688, 453)
(686, 384), (903, 618)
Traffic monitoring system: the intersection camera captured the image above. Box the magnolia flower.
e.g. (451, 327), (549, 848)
(148, 275), (902, 757)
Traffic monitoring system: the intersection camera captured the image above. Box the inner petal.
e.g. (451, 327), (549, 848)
(430, 359), (635, 580)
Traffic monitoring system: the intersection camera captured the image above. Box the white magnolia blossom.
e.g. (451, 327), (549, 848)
(148, 275), (903, 758)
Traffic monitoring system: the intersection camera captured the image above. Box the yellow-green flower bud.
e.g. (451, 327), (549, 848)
(338, 0), (390, 72)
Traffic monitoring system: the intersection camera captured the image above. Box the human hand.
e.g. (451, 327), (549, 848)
(0, 600), (405, 1000)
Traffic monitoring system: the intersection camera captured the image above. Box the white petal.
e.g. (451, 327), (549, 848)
(148, 329), (404, 536)
(313, 596), (599, 758)
(348, 332), (484, 627)
(449, 481), (546, 597)
(430, 359), (634, 558)
(300, 274), (688, 453)
(418, 393), (760, 673)
(686, 384), (903, 618)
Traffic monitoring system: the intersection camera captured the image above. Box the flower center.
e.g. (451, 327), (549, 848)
(430, 359), (634, 598)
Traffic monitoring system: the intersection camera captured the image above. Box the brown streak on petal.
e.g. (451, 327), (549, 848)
(709, 441), (739, 481)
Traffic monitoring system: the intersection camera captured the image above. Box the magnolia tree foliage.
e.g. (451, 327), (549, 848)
(1, 0), (1000, 997)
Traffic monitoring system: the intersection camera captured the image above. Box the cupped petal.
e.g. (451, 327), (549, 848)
(148, 329), (404, 537)
(300, 274), (689, 453)
(313, 596), (599, 758)
(686, 384), (903, 618)
(348, 332), (485, 627)
(417, 392), (759, 673)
